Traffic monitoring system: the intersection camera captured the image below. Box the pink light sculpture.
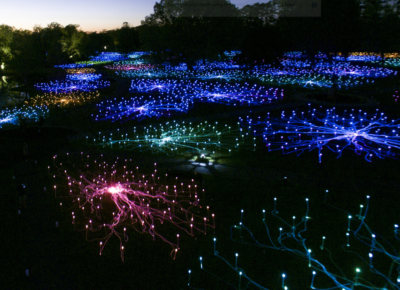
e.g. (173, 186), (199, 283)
(51, 153), (215, 262)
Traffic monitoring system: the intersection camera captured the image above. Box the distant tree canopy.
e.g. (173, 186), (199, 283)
(1, 0), (400, 80)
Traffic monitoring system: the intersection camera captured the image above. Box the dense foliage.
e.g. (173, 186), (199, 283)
(1, 0), (400, 80)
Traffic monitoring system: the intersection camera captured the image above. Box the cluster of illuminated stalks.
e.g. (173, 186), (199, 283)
(50, 153), (215, 262)
(66, 73), (102, 81)
(27, 91), (100, 107)
(0, 104), (48, 126)
(88, 120), (248, 156)
(188, 194), (400, 290)
(243, 106), (400, 162)
(35, 80), (110, 93)
(95, 93), (192, 122)
(130, 79), (284, 106)
(65, 68), (96, 74)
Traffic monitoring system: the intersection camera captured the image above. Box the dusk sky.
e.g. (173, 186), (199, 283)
(0, 0), (268, 32)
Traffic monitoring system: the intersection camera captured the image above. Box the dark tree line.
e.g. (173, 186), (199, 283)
(1, 0), (400, 81)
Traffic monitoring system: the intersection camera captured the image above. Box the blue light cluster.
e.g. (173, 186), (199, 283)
(94, 94), (192, 122)
(244, 106), (400, 162)
(193, 61), (244, 70)
(334, 55), (383, 62)
(130, 79), (284, 106)
(282, 51), (304, 58)
(89, 52), (127, 62)
(250, 62), (394, 88)
(55, 63), (93, 69)
(66, 73), (102, 81)
(186, 70), (247, 81)
(104, 59), (149, 70)
(250, 70), (334, 88)
(281, 59), (313, 68)
(127, 51), (150, 59)
(320, 64), (395, 78)
(116, 68), (187, 79)
(224, 50), (242, 57)
(0, 105), (48, 126)
(130, 79), (180, 93)
(280, 60), (394, 78)
(35, 80), (110, 93)
(163, 63), (188, 71)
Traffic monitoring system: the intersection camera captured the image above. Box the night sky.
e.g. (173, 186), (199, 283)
(0, 0), (269, 31)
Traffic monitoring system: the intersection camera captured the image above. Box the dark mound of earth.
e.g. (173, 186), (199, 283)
(306, 93), (363, 104)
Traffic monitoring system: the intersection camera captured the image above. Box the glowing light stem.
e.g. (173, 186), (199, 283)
(320, 236), (325, 250)
(213, 238), (217, 254)
(369, 253), (373, 268)
(371, 234), (376, 252)
(238, 271), (242, 290)
(354, 268), (361, 286)
(346, 232), (350, 247)
(308, 249), (312, 267)
(358, 205), (364, 219)
(348, 215), (352, 232)
(188, 270), (191, 286)
(364, 196), (370, 219)
(232, 252), (238, 269)
(311, 271), (316, 289)
(282, 274), (286, 288)
(274, 197), (277, 212)
(200, 257), (203, 269)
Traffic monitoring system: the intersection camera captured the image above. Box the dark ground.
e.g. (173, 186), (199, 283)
(1, 69), (400, 289)
(1, 122), (399, 290)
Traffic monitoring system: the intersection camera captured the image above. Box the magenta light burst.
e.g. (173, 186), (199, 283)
(243, 106), (400, 162)
(51, 153), (215, 262)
